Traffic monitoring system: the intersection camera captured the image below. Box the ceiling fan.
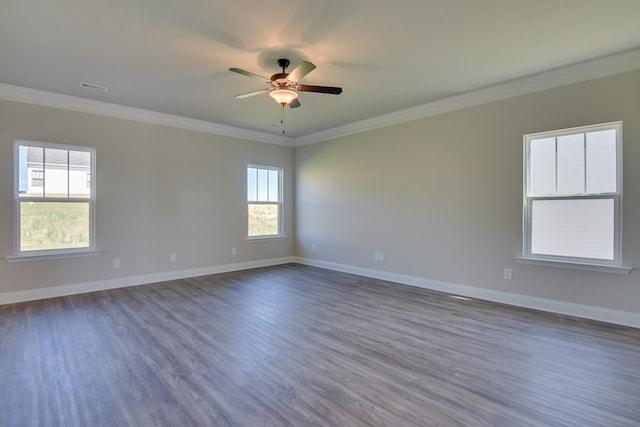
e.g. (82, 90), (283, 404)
(229, 58), (342, 108)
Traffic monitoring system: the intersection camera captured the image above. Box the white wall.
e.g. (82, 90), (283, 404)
(295, 70), (640, 321)
(0, 100), (294, 296)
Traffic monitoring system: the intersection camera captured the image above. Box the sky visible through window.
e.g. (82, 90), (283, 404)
(248, 167), (279, 202)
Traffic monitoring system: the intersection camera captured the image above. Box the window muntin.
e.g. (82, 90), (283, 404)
(15, 141), (95, 254)
(523, 122), (621, 265)
(247, 165), (282, 238)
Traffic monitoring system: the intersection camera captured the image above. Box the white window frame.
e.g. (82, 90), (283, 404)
(8, 140), (99, 262)
(520, 122), (630, 274)
(246, 164), (284, 240)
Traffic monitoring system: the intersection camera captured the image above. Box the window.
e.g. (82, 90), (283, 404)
(522, 122), (624, 270)
(14, 141), (96, 256)
(247, 165), (282, 238)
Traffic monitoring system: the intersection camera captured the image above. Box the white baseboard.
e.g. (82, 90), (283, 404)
(3, 255), (638, 329)
(294, 257), (640, 329)
(0, 257), (295, 305)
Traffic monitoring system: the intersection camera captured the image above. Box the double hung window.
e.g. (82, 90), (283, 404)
(247, 165), (282, 238)
(522, 122), (623, 270)
(14, 141), (96, 256)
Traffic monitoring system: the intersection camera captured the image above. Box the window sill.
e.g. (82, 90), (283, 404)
(245, 235), (287, 242)
(5, 250), (102, 263)
(516, 256), (632, 275)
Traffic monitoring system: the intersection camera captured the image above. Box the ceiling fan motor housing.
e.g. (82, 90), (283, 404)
(271, 73), (290, 86)
(272, 59), (292, 86)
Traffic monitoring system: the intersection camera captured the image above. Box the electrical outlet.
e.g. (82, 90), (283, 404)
(231, 247), (237, 256)
(504, 268), (512, 280)
(113, 258), (121, 269)
(311, 244), (316, 252)
(170, 253), (177, 262)
(374, 252), (385, 262)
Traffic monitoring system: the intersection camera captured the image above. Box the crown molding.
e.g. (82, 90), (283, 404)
(0, 83), (294, 146)
(2, 48), (639, 147)
(293, 48), (640, 146)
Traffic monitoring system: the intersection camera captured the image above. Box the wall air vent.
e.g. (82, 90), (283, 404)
(80, 82), (109, 92)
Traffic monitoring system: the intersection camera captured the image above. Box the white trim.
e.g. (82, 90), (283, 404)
(294, 48), (640, 145)
(522, 122), (624, 268)
(0, 83), (293, 147)
(0, 257), (294, 305)
(516, 256), (632, 275)
(293, 257), (640, 329)
(13, 140), (97, 256)
(245, 236), (287, 242)
(6, 250), (102, 263)
(3, 256), (638, 328)
(1, 49), (639, 147)
(247, 164), (284, 239)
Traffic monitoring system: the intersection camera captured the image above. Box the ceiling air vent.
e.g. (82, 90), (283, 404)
(80, 82), (109, 92)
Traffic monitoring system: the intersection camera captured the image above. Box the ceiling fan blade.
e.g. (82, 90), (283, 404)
(289, 98), (301, 108)
(288, 61), (316, 83)
(234, 89), (269, 99)
(229, 68), (271, 83)
(296, 84), (342, 95)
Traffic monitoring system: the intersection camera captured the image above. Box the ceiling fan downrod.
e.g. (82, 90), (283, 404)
(277, 58), (290, 73)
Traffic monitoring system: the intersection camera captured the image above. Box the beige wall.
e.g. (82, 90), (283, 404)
(2, 70), (639, 321)
(295, 70), (640, 315)
(0, 100), (294, 294)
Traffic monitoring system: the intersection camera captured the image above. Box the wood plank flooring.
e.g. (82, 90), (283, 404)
(1, 264), (639, 426)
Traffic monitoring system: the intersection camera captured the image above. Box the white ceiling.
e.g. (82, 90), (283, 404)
(2, 0), (640, 143)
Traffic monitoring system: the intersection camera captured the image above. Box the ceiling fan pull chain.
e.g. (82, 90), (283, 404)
(281, 105), (286, 134)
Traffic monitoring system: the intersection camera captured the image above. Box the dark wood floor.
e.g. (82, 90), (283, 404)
(1, 264), (639, 426)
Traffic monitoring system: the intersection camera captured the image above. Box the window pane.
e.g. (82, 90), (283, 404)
(19, 145), (44, 197)
(557, 133), (584, 194)
(268, 169), (279, 202)
(44, 148), (69, 198)
(531, 199), (614, 260)
(69, 150), (92, 198)
(20, 201), (90, 251)
(247, 167), (257, 201)
(257, 169), (269, 201)
(248, 203), (279, 236)
(529, 137), (556, 196)
(586, 129), (617, 194)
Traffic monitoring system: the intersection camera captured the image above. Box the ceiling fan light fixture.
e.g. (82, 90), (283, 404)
(269, 88), (298, 106)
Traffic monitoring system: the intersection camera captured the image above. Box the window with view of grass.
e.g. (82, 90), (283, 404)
(14, 141), (95, 256)
(522, 122), (623, 269)
(247, 165), (282, 238)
